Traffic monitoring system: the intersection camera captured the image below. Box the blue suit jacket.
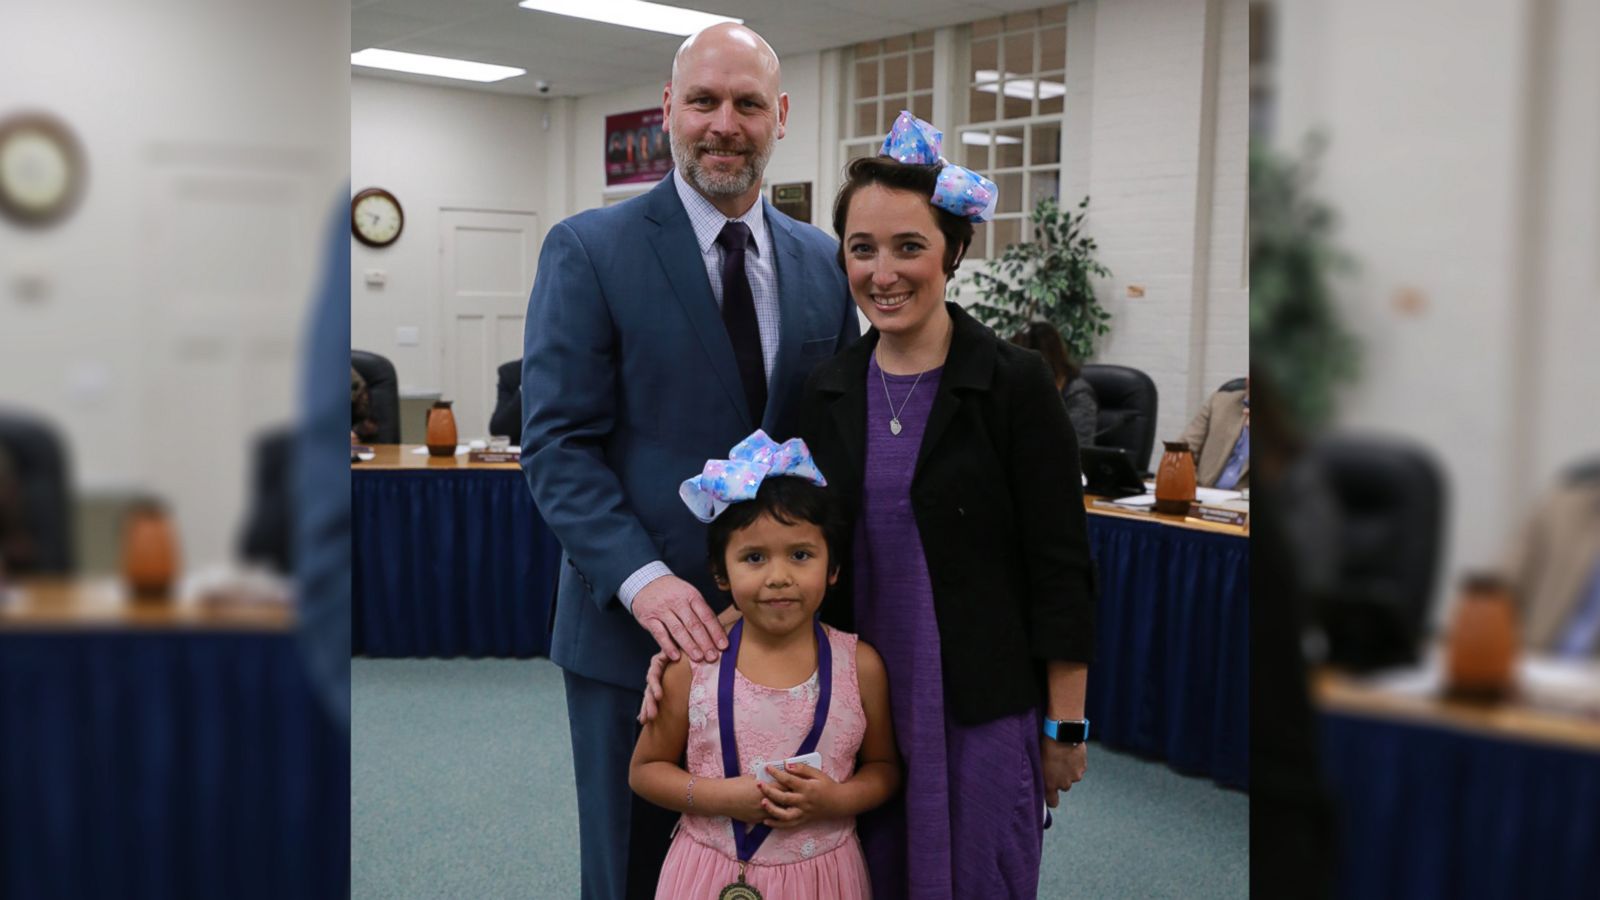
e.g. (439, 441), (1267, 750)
(521, 175), (857, 689)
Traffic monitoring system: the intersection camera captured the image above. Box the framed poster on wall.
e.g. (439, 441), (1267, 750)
(605, 108), (671, 187)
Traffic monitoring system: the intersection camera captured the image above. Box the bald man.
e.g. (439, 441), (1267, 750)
(520, 24), (857, 899)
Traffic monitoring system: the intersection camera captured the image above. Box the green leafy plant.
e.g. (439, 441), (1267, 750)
(1250, 134), (1360, 431)
(962, 196), (1113, 363)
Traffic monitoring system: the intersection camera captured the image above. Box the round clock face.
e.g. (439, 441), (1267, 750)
(0, 114), (84, 226)
(352, 188), (403, 247)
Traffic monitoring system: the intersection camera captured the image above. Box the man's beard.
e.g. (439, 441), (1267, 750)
(671, 131), (773, 198)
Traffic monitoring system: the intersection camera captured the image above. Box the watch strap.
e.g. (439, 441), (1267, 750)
(1042, 718), (1090, 744)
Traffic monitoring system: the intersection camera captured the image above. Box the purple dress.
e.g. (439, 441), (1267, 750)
(855, 356), (1045, 900)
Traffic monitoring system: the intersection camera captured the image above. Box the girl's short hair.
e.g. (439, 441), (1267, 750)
(832, 156), (974, 277)
(706, 475), (845, 583)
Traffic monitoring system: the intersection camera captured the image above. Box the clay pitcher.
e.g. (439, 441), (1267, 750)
(1446, 574), (1519, 701)
(1153, 440), (1197, 515)
(425, 400), (458, 457)
(122, 500), (180, 600)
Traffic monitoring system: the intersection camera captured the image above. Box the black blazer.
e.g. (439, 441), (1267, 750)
(798, 303), (1096, 726)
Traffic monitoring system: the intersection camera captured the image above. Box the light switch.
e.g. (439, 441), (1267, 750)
(396, 326), (420, 346)
(364, 269), (387, 287)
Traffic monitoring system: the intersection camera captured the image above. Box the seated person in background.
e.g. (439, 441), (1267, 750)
(1009, 321), (1097, 449)
(351, 367), (379, 444)
(0, 444), (37, 577)
(1503, 462), (1600, 659)
(1180, 378), (1249, 489)
(488, 360), (522, 446)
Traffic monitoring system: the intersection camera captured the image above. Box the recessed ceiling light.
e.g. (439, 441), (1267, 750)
(517, 0), (741, 37)
(974, 70), (1067, 101)
(351, 49), (526, 83)
(960, 132), (1023, 146)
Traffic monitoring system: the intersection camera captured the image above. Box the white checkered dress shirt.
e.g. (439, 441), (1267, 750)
(618, 171), (784, 612)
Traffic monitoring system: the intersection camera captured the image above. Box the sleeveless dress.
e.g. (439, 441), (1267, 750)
(855, 359), (1045, 900)
(654, 624), (873, 899)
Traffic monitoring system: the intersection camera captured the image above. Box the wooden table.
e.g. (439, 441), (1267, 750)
(0, 578), (346, 899)
(1315, 666), (1600, 753)
(1314, 661), (1600, 898)
(0, 577), (293, 632)
(1081, 495), (1250, 787)
(351, 445), (559, 658)
(1082, 494), (1250, 536)
(355, 443), (520, 471)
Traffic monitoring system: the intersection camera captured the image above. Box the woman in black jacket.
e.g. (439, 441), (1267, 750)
(797, 133), (1096, 899)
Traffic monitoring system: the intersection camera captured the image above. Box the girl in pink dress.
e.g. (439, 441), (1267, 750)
(631, 431), (900, 899)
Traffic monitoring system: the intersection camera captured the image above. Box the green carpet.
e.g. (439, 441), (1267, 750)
(353, 658), (1247, 898)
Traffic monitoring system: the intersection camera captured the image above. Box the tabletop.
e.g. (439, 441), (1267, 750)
(353, 444), (521, 472)
(1314, 665), (1600, 754)
(0, 578), (294, 632)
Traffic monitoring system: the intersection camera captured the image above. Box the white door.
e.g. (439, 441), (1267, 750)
(438, 208), (540, 441)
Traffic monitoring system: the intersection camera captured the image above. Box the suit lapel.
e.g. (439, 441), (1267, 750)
(642, 176), (752, 431)
(763, 201), (806, 433)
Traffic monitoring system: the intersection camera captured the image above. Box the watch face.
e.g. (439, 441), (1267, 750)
(352, 189), (403, 247)
(0, 113), (84, 226)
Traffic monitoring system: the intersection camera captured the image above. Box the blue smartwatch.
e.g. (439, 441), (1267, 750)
(1042, 718), (1090, 744)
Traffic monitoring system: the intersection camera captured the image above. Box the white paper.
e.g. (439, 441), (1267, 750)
(1110, 494), (1158, 508)
(1195, 487), (1245, 504)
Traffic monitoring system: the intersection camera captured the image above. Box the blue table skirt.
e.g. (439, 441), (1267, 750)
(352, 469), (561, 657)
(0, 630), (349, 900)
(1084, 514), (1250, 789)
(1320, 712), (1600, 900)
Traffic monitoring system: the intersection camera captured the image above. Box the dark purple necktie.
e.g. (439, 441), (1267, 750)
(715, 221), (766, 425)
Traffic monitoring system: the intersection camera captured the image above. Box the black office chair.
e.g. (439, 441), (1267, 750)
(0, 409), (74, 574)
(351, 350), (401, 444)
(488, 359), (522, 445)
(238, 426), (294, 574)
(1080, 364), (1159, 472)
(1306, 433), (1447, 671)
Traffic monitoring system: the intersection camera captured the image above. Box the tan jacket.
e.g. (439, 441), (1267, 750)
(1179, 388), (1249, 488)
(1504, 480), (1600, 653)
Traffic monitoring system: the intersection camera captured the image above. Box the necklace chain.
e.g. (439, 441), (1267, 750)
(877, 352), (925, 435)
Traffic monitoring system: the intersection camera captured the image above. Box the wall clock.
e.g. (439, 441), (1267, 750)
(0, 112), (86, 227)
(351, 187), (404, 248)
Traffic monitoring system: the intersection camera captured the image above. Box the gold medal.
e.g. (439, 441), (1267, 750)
(717, 862), (762, 900)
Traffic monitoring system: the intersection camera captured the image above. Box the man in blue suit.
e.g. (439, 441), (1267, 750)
(520, 23), (857, 900)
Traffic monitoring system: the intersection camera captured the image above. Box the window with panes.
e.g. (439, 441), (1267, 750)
(837, 6), (1069, 262)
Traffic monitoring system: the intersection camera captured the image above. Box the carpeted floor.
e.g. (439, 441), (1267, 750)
(353, 658), (1248, 898)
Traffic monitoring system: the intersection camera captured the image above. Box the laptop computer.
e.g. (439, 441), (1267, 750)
(1080, 446), (1148, 499)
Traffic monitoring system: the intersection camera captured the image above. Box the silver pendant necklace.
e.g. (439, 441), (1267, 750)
(877, 353), (925, 436)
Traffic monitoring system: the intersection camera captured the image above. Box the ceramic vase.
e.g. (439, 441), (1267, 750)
(1154, 440), (1197, 515)
(426, 401), (458, 458)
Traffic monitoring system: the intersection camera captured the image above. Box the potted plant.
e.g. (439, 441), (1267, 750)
(961, 195), (1113, 362)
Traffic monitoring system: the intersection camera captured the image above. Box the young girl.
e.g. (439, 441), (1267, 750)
(630, 431), (900, 900)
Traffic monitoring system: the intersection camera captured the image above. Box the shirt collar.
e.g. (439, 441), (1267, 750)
(673, 169), (765, 256)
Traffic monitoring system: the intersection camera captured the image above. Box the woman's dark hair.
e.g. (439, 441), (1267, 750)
(706, 475), (845, 586)
(1008, 320), (1081, 385)
(832, 156), (974, 277)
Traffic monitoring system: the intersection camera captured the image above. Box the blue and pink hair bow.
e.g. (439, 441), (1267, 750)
(878, 110), (998, 223)
(679, 430), (828, 523)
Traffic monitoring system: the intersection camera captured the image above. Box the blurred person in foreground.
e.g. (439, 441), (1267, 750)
(1008, 320), (1098, 450)
(1249, 371), (1334, 899)
(1503, 459), (1600, 660)
(1180, 378), (1250, 489)
(519, 22), (856, 900)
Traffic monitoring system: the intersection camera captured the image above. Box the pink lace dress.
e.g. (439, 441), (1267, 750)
(654, 624), (872, 900)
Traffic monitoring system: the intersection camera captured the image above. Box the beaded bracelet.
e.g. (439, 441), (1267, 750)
(686, 775), (696, 809)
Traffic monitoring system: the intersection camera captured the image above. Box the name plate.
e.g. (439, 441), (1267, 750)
(468, 451), (519, 464)
(1187, 504), (1248, 528)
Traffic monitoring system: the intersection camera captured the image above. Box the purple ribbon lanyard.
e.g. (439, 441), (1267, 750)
(717, 617), (833, 863)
